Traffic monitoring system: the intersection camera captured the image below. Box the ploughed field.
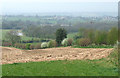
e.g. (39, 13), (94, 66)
(1, 47), (113, 64)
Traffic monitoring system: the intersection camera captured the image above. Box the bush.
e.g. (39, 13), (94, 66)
(76, 38), (91, 46)
(14, 43), (26, 49)
(21, 44), (26, 49)
(61, 38), (73, 46)
(26, 43), (31, 50)
(30, 44), (35, 50)
(34, 43), (41, 49)
(114, 41), (119, 49)
(41, 42), (48, 49)
(47, 40), (57, 48)
(2, 42), (12, 46)
(67, 38), (73, 46)
(14, 43), (19, 48)
(61, 38), (68, 46)
(14, 43), (21, 48)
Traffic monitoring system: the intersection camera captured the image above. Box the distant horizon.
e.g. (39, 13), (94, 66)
(1, 2), (118, 16)
(2, 12), (118, 17)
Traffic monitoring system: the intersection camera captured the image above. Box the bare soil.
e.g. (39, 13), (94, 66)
(1, 47), (113, 64)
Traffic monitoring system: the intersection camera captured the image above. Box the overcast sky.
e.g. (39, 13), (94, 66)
(1, 0), (119, 14)
(2, 0), (119, 3)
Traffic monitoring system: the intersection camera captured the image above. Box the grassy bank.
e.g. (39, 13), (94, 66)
(2, 60), (118, 76)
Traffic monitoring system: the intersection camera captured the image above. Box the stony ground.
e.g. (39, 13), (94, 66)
(1, 47), (113, 64)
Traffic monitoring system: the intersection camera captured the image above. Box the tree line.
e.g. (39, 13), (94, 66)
(2, 27), (118, 50)
(75, 27), (118, 46)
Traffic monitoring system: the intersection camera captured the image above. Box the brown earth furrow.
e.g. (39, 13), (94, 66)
(1, 47), (113, 64)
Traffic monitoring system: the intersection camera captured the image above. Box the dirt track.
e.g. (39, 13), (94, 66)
(1, 47), (113, 64)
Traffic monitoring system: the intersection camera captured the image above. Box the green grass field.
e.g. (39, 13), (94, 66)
(2, 59), (118, 76)
(2, 49), (118, 76)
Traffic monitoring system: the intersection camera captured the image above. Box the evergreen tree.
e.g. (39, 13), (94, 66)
(55, 28), (67, 46)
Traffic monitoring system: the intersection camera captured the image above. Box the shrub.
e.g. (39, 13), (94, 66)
(34, 43), (41, 49)
(21, 44), (26, 49)
(14, 43), (26, 49)
(47, 40), (57, 48)
(67, 38), (73, 46)
(26, 43), (31, 50)
(114, 41), (119, 49)
(91, 43), (96, 46)
(76, 38), (91, 46)
(30, 44), (35, 50)
(61, 38), (73, 46)
(2, 42), (12, 46)
(61, 38), (68, 46)
(41, 42), (48, 49)
(14, 43), (20, 48)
